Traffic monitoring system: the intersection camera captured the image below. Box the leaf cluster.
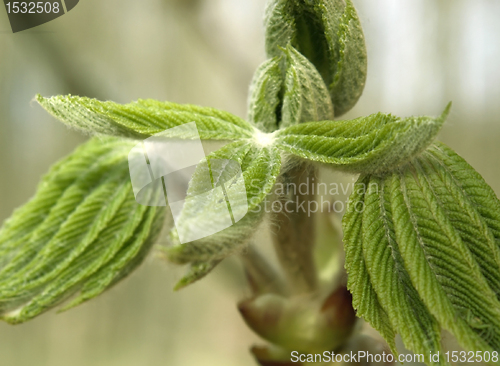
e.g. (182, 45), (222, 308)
(344, 143), (500, 362)
(0, 4), (499, 366)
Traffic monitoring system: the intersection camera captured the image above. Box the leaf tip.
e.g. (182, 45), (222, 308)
(35, 93), (47, 107)
(441, 101), (452, 120)
(173, 281), (186, 292)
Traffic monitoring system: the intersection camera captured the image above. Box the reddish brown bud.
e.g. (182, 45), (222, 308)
(238, 286), (357, 353)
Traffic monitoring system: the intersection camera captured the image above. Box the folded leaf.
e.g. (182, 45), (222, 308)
(276, 104), (451, 174)
(343, 176), (398, 356)
(165, 140), (282, 273)
(280, 45), (334, 128)
(362, 175), (443, 363)
(423, 143), (500, 299)
(265, 0), (295, 60)
(37, 94), (254, 140)
(343, 144), (500, 364)
(247, 57), (284, 133)
(265, 0), (367, 116)
(0, 137), (165, 323)
(329, 0), (368, 116)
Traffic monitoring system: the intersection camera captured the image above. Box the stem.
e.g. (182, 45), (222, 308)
(240, 244), (288, 296)
(271, 160), (318, 294)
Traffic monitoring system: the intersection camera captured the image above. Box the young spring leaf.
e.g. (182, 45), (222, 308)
(0, 137), (165, 323)
(36, 94), (254, 140)
(264, 0), (367, 117)
(360, 176), (444, 364)
(276, 104), (451, 174)
(342, 176), (398, 356)
(264, 0), (295, 60)
(280, 45), (334, 128)
(423, 143), (500, 300)
(247, 57), (284, 133)
(163, 140), (282, 288)
(329, 0), (368, 116)
(343, 143), (500, 364)
(171, 260), (222, 291)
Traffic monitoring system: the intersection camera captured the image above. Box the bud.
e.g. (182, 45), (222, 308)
(238, 286), (357, 353)
(247, 57), (284, 133)
(247, 45), (334, 131)
(281, 45), (335, 128)
(265, 0), (367, 117)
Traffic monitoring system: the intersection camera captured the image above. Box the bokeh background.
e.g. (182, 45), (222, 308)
(0, 0), (499, 365)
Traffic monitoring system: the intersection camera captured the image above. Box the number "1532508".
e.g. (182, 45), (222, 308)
(5, 2), (61, 14)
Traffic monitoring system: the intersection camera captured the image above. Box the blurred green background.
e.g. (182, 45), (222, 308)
(0, 0), (499, 365)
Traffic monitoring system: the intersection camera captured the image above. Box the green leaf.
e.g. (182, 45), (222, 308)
(342, 176), (398, 356)
(247, 57), (284, 133)
(343, 144), (500, 364)
(0, 137), (165, 323)
(173, 260), (222, 291)
(276, 104), (451, 174)
(423, 143), (500, 299)
(264, 0), (367, 117)
(391, 160), (500, 354)
(264, 0), (295, 60)
(328, 0), (368, 116)
(362, 175), (443, 363)
(164, 140), (282, 272)
(36, 94), (254, 140)
(280, 45), (334, 128)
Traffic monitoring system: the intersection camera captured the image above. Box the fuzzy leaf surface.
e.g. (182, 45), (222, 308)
(264, 0), (367, 116)
(37, 94), (254, 140)
(328, 0), (368, 116)
(342, 176), (398, 355)
(247, 57), (284, 133)
(280, 45), (334, 128)
(165, 140), (281, 272)
(364, 175), (443, 363)
(343, 144), (500, 364)
(0, 138), (165, 323)
(276, 104), (450, 174)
